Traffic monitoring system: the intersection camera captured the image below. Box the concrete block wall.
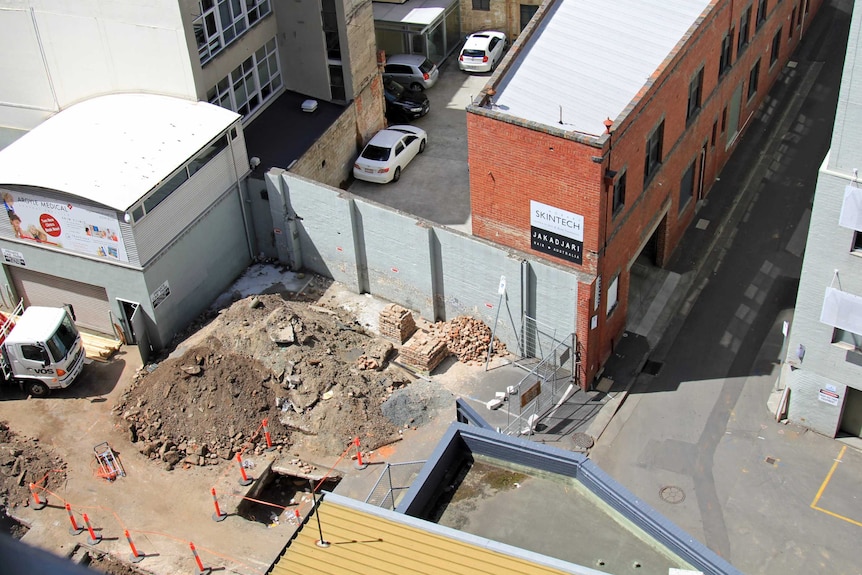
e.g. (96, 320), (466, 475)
(353, 201), (436, 319)
(265, 170), (580, 355)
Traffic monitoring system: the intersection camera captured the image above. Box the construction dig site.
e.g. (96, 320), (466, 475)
(0, 273), (514, 575)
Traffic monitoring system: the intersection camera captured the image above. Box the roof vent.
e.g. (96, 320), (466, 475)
(301, 100), (318, 113)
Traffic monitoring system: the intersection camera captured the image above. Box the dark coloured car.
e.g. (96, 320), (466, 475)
(384, 79), (430, 122)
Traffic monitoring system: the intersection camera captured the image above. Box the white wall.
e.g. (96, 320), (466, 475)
(0, 0), (197, 132)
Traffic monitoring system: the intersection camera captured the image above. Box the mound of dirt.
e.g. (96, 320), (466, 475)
(113, 294), (416, 468)
(0, 421), (67, 534)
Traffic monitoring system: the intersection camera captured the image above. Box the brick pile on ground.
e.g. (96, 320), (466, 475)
(399, 329), (449, 373)
(378, 304), (417, 343)
(442, 316), (508, 365)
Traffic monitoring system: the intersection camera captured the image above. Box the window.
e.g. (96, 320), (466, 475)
(687, 67), (704, 124)
(520, 4), (539, 31)
(612, 171), (626, 215)
(207, 37), (281, 118)
(472, 0), (490, 10)
(770, 28), (782, 66)
(321, 0), (341, 60)
(721, 107), (727, 133)
(132, 134), (231, 222)
(606, 276), (619, 317)
(644, 121), (664, 185)
(756, 0), (768, 30)
(719, 28), (734, 77)
(748, 58), (761, 100)
(21, 345), (46, 363)
(853, 231), (862, 252)
(711, 120), (718, 147)
(680, 159), (695, 212)
(738, 7), (751, 54)
(833, 328), (862, 352)
(194, 0), (272, 65)
(790, 7), (797, 37)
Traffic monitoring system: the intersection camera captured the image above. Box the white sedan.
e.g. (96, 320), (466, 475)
(458, 31), (508, 73)
(353, 125), (427, 184)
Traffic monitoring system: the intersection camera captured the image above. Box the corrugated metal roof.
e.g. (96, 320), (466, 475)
(273, 495), (582, 575)
(493, 0), (712, 137)
(0, 94), (240, 212)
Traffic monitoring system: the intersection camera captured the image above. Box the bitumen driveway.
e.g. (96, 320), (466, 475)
(587, 0), (862, 573)
(348, 57), (491, 234)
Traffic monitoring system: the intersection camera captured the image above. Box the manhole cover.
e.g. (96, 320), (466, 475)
(659, 485), (685, 504)
(642, 360), (663, 375)
(571, 432), (594, 450)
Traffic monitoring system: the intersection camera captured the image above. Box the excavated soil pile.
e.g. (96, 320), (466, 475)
(0, 421), (67, 536)
(113, 294), (419, 468)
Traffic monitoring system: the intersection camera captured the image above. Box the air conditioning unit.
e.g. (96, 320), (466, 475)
(301, 99), (318, 113)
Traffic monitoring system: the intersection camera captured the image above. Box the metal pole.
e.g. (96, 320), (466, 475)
(485, 276), (506, 371)
(312, 490), (330, 548)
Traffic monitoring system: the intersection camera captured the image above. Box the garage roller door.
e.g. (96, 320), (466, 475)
(9, 267), (113, 334)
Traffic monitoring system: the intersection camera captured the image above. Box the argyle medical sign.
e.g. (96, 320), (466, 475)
(530, 200), (584, 265)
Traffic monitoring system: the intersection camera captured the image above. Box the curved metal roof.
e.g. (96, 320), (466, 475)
(0, 93), (240, 212)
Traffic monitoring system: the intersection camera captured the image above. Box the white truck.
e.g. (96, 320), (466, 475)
(0, 302), (86, 397)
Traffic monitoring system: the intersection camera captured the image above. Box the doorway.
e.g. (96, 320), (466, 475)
(839, 387), (862, 437)
(117, 299), (151, 362)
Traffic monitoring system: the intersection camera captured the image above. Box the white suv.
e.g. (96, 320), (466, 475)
(458, 31), (508, 73)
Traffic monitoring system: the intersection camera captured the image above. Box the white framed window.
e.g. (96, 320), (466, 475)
(606, 276), (619, 316)
(207, 38), (281, 118)
(195, 0), (272, 65)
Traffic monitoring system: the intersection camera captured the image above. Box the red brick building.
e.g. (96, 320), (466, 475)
(467, 0), (821, 387)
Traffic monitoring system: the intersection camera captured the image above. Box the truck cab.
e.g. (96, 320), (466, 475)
(0, 305), (86, 397)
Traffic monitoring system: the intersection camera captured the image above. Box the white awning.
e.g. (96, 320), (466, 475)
(839, 185), (862, 231)
(821, 286), (862, 334)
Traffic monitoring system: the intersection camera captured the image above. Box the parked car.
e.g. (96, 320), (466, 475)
(353, 125), (428, 184)
(384, 79), (430, 122)
(383, 54), (439, 91)
(458, 31), (508, 73)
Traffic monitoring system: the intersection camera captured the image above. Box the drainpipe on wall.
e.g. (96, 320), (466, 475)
(227, 124), (256, 261)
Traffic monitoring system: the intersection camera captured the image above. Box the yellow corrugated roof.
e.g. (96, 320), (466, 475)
(272, 498), (576, 575)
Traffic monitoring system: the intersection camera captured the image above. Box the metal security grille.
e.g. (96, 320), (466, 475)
(365, 461), (426, 510)
(9, 267), (113, 334)
(504, 314), (576, 436)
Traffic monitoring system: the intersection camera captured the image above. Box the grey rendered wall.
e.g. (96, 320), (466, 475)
(265, 170), (582, 353)
(143, 188), (252, 349)
(0, 241), (148, 333)
(274, 0), (332, 101)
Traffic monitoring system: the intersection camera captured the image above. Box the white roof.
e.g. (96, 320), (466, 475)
(372, 0), (450, 26)
(493, 0), (712, 137)
(5, 307), (65, 344)
(0, 94), (240, 212)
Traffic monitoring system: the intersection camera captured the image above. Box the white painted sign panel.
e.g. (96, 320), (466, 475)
(3, 190), (128, 262)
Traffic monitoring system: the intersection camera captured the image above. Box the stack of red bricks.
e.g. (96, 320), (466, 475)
(378, 304), (417, 344)
(399, 330), (449, 373)
(444, 316), (508, 364)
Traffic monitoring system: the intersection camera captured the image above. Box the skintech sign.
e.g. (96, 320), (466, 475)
(530, 200), (584, 264)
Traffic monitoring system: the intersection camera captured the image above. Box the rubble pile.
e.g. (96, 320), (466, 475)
(399, 330), (450, 373)
(113, 293), (414, 466)
(442, 316), (508, 364)
(0, 421), (66, 530)
(378, 304), (417, 344)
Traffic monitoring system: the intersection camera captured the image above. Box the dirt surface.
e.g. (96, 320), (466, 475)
(111, 288), (493, 470)
(0, 420), (67, 535)
(0, 269), (515, 575)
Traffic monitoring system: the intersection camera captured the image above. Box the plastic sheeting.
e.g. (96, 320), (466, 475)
(820, 286), (862, 334)
(839, 185), (862, 231)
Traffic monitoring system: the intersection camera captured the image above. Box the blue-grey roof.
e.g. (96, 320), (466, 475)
(493, 0), (712, 137)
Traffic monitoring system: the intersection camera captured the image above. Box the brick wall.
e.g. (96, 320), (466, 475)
(468, 0), (822, 384)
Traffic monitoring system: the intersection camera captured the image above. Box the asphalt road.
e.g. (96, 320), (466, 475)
(590, 1), (862, 573)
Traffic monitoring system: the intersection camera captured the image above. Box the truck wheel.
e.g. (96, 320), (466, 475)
(27, 382), (49, 398)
